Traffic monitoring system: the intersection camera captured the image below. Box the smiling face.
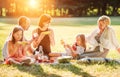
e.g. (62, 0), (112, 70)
(13, 30), (23, 42)
(97, 15), (110, 31)
(98, 20), (106, 31)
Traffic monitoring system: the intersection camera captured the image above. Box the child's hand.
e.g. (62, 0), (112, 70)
(60, 39), (65, 45)
(72, 52), (78, 58)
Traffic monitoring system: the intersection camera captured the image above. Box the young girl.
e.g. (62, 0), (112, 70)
(4, 27), (32, 65)
(32, 14), (55, 59)
(2, 16), (31, 60)
(61, 34), (86, 59)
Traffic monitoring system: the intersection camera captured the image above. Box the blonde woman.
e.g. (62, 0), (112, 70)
(83, 15), (120, 58)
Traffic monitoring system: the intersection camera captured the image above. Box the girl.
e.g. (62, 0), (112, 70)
(61, 34), (86, 59)
(32, 14), (55, 58)
(2, 16), (31, 60)
(5, 27), (32, 65)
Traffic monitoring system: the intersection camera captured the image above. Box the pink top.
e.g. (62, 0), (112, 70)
(5, 46), (25, 64)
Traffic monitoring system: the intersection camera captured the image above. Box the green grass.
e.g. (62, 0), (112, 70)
(0, 17), (120, 77)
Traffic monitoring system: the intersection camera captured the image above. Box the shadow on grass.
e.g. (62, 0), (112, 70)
(12, 64), (61, 77)
(104, 62), (120, 69)
(50, 63), (95, 77)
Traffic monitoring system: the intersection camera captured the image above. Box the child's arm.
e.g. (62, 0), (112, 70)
(61, 39), (75, 55)
(8, 41), (20, 57)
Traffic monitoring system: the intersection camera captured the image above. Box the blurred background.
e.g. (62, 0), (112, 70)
(0, 0), (120, 17)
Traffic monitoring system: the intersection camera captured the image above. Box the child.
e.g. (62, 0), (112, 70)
(61, 34), (86, 59)
(32, 14), (55, 59)
(4, 27), (32, 65)
(2, 16), (31, 60)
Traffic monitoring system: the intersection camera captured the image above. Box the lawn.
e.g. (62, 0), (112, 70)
(0, 17), (120, 77)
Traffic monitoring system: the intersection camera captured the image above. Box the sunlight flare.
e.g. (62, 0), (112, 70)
(29, 0), (37, 8)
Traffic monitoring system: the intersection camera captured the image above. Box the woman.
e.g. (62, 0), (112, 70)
(32, 14), (55, 58)
(82, 15), (120, 58)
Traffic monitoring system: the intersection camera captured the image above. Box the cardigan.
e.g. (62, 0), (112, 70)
(86, 26), (120, 52)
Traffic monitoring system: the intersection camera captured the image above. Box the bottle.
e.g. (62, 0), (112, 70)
(39, 46), (44, 56)
(37, 46), (44, 63)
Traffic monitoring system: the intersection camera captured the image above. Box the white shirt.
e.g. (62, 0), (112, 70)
(76, 46), (85, 55)
(86, 26), (120, 52)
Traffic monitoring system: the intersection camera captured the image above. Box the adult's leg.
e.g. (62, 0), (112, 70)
(21, 56), (36, 65)
(80, 49), (109, 58)
(96, 49), (109, 57)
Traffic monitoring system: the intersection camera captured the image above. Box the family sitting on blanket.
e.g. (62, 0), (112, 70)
(2, 14), (120, 65)
(2, 14), (60, 64)
(2, 16), (33, 65)
(61, 15), (120, 59)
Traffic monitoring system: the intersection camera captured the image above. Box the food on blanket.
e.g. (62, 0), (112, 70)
(42, 31), (51, 35)
(57, 56), (72, 63)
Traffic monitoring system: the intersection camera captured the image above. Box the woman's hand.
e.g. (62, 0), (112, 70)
(32, 32), (46, 48)
(33, 33), (39, 39)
